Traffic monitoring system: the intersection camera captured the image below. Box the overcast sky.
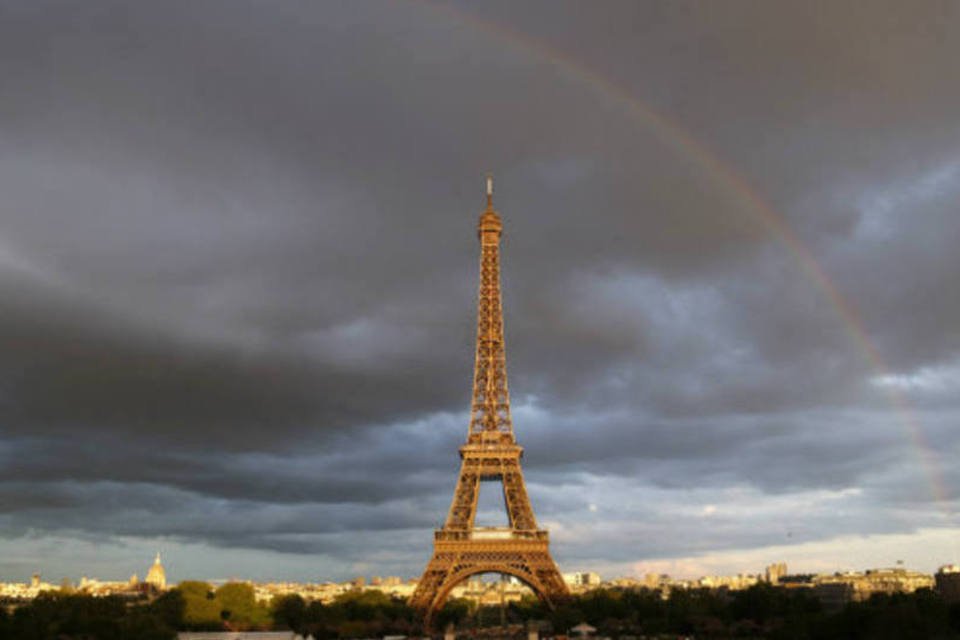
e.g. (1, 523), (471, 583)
(2, 0), (960, 584)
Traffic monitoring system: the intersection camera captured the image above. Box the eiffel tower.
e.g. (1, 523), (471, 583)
(410, 177), (568, 628)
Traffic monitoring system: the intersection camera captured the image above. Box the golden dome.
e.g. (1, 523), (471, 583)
(145, 552), (166, 590)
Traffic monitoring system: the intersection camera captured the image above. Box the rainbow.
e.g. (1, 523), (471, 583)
(411, 0), (950, 516)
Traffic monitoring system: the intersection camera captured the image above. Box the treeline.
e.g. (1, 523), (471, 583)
(0, 584), (417, 640)
(5, 583), (960, 639)
(0, 591), (178, 640)
(491, 585), (960, 639)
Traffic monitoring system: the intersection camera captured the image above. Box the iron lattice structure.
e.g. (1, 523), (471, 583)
(410, 179), (568, 628)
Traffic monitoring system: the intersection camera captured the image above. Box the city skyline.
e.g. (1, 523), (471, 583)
(2, 1), (960, 585)
(0, 548), (948, 589)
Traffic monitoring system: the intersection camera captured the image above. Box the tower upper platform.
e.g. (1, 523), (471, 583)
(478, 175), (503, 240)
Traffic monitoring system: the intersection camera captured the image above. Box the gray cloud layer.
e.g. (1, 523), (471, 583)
(1, 0), (959, 581)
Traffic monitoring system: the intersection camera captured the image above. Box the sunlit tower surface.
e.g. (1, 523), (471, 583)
(410, 178), (568, 628)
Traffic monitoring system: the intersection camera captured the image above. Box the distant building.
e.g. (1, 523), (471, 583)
(563, 572), (601, 589)
(814, 581), (855, 610)
(776, 574), (816, 592)
(699, 573), (759, 590)
(814, 568), (933, 608)
(146, 552), (167, 591)
(450, 576), (531, 605)
(0, 573), (56, 600)
(765, 562), (788, 584)
(936, 565), (960, 603)
(642, 573), (667, 589)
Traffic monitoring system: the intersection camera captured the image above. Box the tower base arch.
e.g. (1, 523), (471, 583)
(410, 533), (568, 631)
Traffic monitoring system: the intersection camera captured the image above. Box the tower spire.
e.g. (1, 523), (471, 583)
(471, 176), (510, 441)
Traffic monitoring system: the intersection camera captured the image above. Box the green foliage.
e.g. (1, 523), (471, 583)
(7, 582), (960, 639)
(271, 593), (306, 631)
(170, 580), (271, 630)
(149, 589), (186, 629)
(177, 580), (213, 599)
(214, 582), (270, 628)
(0, 592), (175, 640)
(116, 612), (177, 640)
(178, 580), (221, 629)
(435, 597), (472, 629)
(531, 586), (960, 639)
(295, 589), (415, 639)
(806, 589), (955, 640)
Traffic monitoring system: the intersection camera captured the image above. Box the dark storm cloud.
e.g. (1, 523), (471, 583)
(0, 267), (472, 451)
(0, 480), (437, 556)
(2, 0), (960, 578)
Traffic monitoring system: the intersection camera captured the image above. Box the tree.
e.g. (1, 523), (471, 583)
(302, 599), (333, 639)
(178, 581), (222, 629)
(215, 582), (269, 629)
(271, 594), (306, 632)
(117, 612), (176, 640)
(435, 597), (471, 629)
(150, 588), (185, 629)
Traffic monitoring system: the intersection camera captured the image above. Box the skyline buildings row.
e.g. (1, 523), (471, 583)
(6, 555), (960, 605)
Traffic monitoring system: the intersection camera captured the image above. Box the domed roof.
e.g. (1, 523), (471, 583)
(146, 552), (166, 589)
